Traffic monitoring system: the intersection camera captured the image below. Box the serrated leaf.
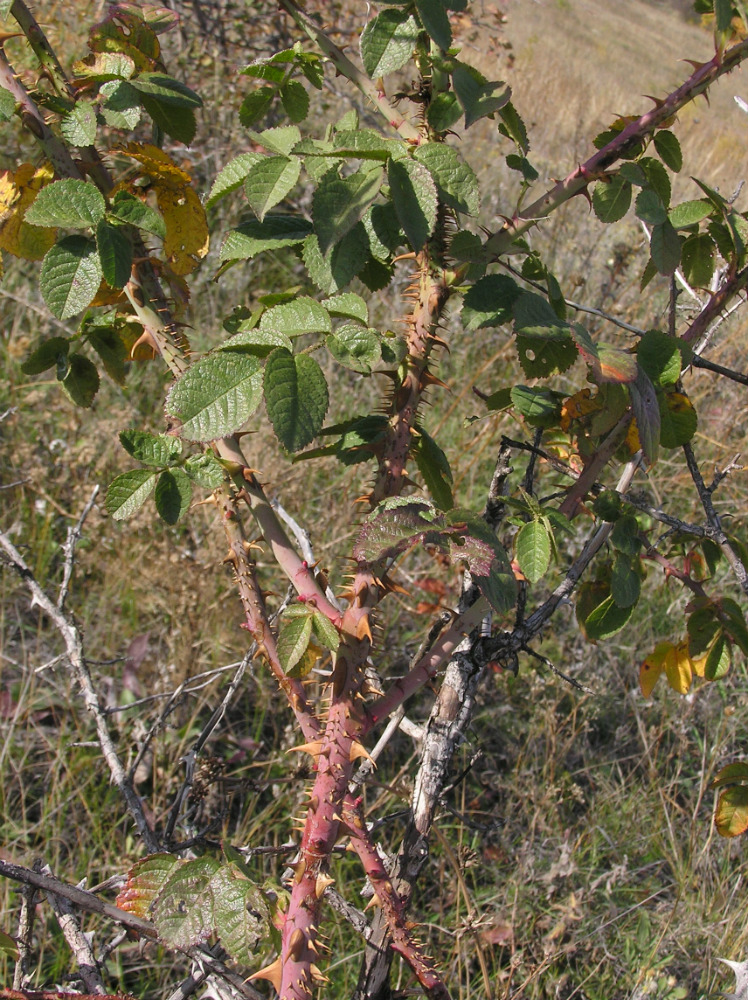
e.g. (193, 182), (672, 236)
(413, 142), (480, 215)
(96, 220), (132, 288)
(264, 348), (328, 451)
(313, 167), (383, 255)
(277, 612), (313, 673)
(61, 100), (97, 146)
(653, 130), (682, 172)
(332, 129), (398, 160)
(0, 928), (18, 959)
(327, 323), (381, 373)
(108, 192), (166, 238)
(153, 857), (221, 949)
(412, 426), (453, 510)
(166, 352), (263, 441)
(26, 179), (106, 229)
(610, 554), (641, 608)
(635, 188), (667, 226)
(129, 73), (202, 109)
(302, 226), (369, 294)
(157, 184), (208, 275)
(209, 864), (269, 965)
(664, 640), (693, 694)
(640, 157), (671, 207)
(86, 326), (128, 385)
(388, 157), (438, 250)
(571, 325), (637, 384)
(120, 429), (182, 466)
(280, 80), (309, 123)
(681, 232), (715, 287)
(155, 468), (192, 524)
(592, 175), (631, 223)
(427, 91), (462, 131)
(206, 153), (263, 209)
(659, 390), (697, 448)
(516, 520), (551, 584)
(510, 385), (563, 427)
(184, 452), (226, 488)
(40, 237), (103, 320)
(354, 497), (443, 564)
(219, 215), (313, 262)
(513, 291), (578, 377)
(611, 515), (641, 557)
(248, 125), (302, 156)
(452, 63), (510, 128)
(61, 353), (100, 408)
(221, 326), (292, 355)
(668, 199), (713, 229)
(715, 784), (748, 837)
(239, 86), (275, 128)
(21, 336), (70, 375)
(311, 611), (341, 652)
(360, 9), (419, 77)
(415, 0), (452, 48)
(116, 853), (180, 917)
(637, 329), (682, 387)
(106, 469), (159, 520)
(712, 762), (748, 789)
(244, 156), (301, 222)
(705, 632), (731, 680)
(322, 292), (368, 323)
(498, 101), (529, 153)
(719, 597), (748, 655)
(260, 296), (331, 337)
(100, 79), (142, 129)
(583, 595), (634, 640)
(362, 202), (404, 259)
(0, 86), (15, 121)
(73, 51), (136, 82)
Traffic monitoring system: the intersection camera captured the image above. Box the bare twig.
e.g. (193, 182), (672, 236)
(58, 486), (99, 611)
(41, 863), (106, 995)
(12, 882), (37, 989)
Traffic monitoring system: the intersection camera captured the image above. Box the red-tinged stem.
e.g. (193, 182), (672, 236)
(365, 597), (489, 732)
(343, 797), (451, 1000)
(219, 487), (320, 742)
(558, 411), (632, 519)
(484, 37), (748, 259)
(681, 263), (748, 346)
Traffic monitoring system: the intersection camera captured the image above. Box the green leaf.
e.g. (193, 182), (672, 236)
(166, 352), (263, 441)
(62, 353), (100, 407)
(313, 167), (383, 255)
(681, 232), (716, 287)
(322, 292), (368, 324)
(239, 86), (275, 127)
(139, 95), (196, 144)
(712, 762), (748, 789)
(412, 426), (453, 510)
(75, 51), (136, 83)
(635, 188), (667, 226)
(571, 325), (637, 384)
(388, 157), (438, 250)
(584, 595), (635, 640)
(153, 857), (221, 949)
(513, 292), (578, 377)
(86, 326), (128, 385)
(129, 73), (202, 109)
(332, 129), (398, 160)
(705, 632), (731, 680)
(302, 226), (370, 294)
(0, 85), (16, 121)
(209, 864), (269, 966)
(280, 80), (309, 123)
(451, 62), (510, 128)
(637, 329), (682, 387)
(426, 91), (462, 131)
(0, 928), (18, 960)
(610, 554), (641, 608)
(668, 199), (713, 229)
(61, 100), (97, 146)
(650, 220), (682, 276)
(327, 323), (381, 373)
(592, 175), (632, 223)
(244, 156), (301, 222)
(415, 0), (452, 49)
(248, 125), (302, 156)
(96, 220), (132, 289)
(719, 597), (748, 655)
(658, 391), (697, 448)
(155, 468), (192, 524)
(360, 9), (419, 77)
(183, 452), (226, 488)
(363, 202), (404, 259)
(653, 130), (682, 172)
(119, 429), (182, 467)
(510, 385), (563, 427)
(40, 237), (103, 320)
(688, 602), (721, 658)
(593, 490), (623, 522)
(413, 142), (480, 215)
(26, 179), (106, 229)
(22, 337), (70, 376)
(105, 469), (159, 520)
(498, 101), (529, 153)
(264, 348), (328, 451)
(311, 611), (341, 652)
(259, 296), (331, 338)
(506, 154), (539, 183)
(116, 854), (179, 918)
(219, 215), (313, 262)
(640, 157), (671, 208)
(206, 154), (263, 209)
(516, 520), (551, 584)
(100, 80), (142, 129)
(277, 612), (313, 673)
(221, 326), (292, 356)
(611, 515), (641, 557)
(108, 192), (166, 238)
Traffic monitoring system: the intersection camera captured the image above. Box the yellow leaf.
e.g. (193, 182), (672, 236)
(560, 388), (596, 430)
(119, 143), (192, 189)
(0, 163), (56, 260)
(157, 185), (209, 275)
(715, 785), (748, 837)
(640, 641), (670, 698)
(625, 419), (642, 455)
(690, 648), (709, 678)
(665, 640), (693, 694)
